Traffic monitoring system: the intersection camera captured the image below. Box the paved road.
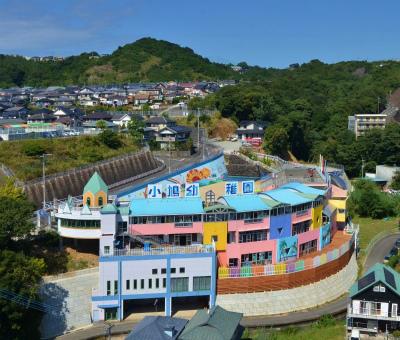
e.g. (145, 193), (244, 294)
(57, 233), (400, 339)
(364, 232), (400, 272)
(110, 143), (218, 196)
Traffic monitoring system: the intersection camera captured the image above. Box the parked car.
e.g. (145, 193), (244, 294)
(384, 246), (399, 262)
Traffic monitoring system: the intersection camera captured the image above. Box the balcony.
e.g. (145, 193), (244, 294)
(102, 244), (215, 257)
(347, 304), (400, 321)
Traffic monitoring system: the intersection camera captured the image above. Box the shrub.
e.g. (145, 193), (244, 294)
(21, 141), (46, 157)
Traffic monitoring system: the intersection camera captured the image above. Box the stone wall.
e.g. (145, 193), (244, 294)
(216, 253), (357, 316)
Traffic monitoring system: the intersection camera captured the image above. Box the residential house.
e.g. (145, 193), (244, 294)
(82, 112), (112, 122)
(111, 113), (131, 127)
(79, 97), (100, 107)
(144, 116), (192, 149)
(27, 112), (57, 124)
(236, 121), (267, 146)
(179, 305), (243, 340)
(347, 263), (400, 334)
(134, 93), (150, 106)
(2, 106), (29, 119)
(126, 316), (188, 340)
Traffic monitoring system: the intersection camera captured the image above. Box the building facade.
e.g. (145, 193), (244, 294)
(348, 114), (387, 138)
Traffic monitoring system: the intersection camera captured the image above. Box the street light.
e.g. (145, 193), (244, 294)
(40, 153), (52, 210)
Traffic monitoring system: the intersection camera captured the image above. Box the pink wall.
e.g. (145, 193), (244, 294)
(291, 209), (312, 224)
(130, 221), (203, 235)
(226, 239), (277, 265)
(228, 218), (270, 232)
(297, 228), (319, 251)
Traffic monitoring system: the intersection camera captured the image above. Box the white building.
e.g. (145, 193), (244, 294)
(348, 114), (387, 138)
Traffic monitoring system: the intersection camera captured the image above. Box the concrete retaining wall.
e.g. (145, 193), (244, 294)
(216, 253), (357, 316)
(40, 267), (99, 339)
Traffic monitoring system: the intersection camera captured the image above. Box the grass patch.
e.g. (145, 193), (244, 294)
(243, 316), (345, 340)
(0, 134), (138, 181)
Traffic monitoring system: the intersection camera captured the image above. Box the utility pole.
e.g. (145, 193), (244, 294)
(168, 136), (171, 173)
(40, 154), (52, 210)
(377, 97), (380, 114)
(197, 108), (200, 151)
(361, 157), (365, 178)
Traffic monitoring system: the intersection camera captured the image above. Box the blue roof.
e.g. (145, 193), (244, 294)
(222, 195), (272, 212)
(130, 197), (204, 216)
(280, 182), (326, 196)
(262, 188), (313, 205)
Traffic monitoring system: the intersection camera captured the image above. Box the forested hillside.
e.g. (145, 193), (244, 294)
(0, 38), (237, 87)
(190, 59), (400, 177)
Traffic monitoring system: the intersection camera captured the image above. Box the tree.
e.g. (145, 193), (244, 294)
(97, 129), (122, 149)
(0, 194), (35, 248)
(391, 171), (400, 190)
(127, 118), (144, 144)
(263, 126), (289, 158)
(95, 120), (107, 130)
(0, 250), (45, 339)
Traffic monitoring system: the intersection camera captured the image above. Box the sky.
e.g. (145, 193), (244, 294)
(0, 0), (400, 68)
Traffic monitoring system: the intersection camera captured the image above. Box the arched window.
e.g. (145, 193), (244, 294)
(98, 197), (103, 206)
(86, 197), (91, 206)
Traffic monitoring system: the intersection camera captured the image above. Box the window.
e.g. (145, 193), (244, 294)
(163, 278), (166, 288)
(133, 279), (137, 290)
(193, 276), (211, 291)
(211, 235), (218, 242)
(126, 280), (130, 290)
(152, 269), (158, 275)
(156, 278), (159, 288)
(299, 239), (317, 256)
(373, 284), (386, 292)
(140, 279), (144, 289)
(171, 277), (189, 292)
(171, 268), (176, 274)
(241, 252), (272, 265)
(118, 221), (127, 233)
(228, 232), (236, 244)
(114, 280), (118, 295)
(239, 230), (268, 243)
(106, 281), (111, 296)
(179, 267), (185, 273)
(161, 268), (166, 274)
(104, 246), (110, 255)
(392, 303), (398, 317)
(229, 258), (238, 267)
(86, 197), (91, 206)
(148, 279), (152, 289)
(105, 308), (118, 320)
(98, 197), (103, 206)
(292, 221), (311, 236)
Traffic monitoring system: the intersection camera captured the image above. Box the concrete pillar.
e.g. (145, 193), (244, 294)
(165, 296), (172, 316)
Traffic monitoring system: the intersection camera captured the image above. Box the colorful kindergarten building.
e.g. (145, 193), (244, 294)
(53, 153), (355, 322)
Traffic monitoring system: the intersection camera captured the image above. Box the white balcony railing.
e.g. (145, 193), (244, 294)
(347, 304), (400, 321)
(102, 244), (215, 257)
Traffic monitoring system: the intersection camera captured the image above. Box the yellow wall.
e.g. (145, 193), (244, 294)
(199, 181), (226, 201)
(329, 199), (347, 223)
(203, 222), (227, 251)
(83, 190), (107, 208)
(311, 204), (323, 229)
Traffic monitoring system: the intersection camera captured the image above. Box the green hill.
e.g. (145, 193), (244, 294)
(0, 38), (237, 87)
